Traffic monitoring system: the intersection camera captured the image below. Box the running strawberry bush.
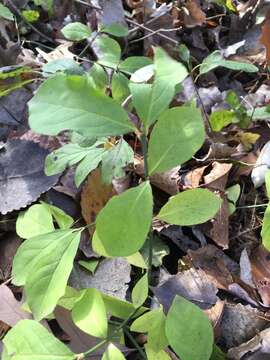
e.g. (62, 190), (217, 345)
(1, 12), (266, 360)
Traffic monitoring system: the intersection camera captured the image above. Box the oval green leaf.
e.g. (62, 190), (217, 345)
(95, 181), (153, 257)
(29, 74), (135, 137)
(12, 229), (82, 320)
(72, 288), (108, 338)
(148, 104), (205, 175)
(131, 273), (148, 308)
(102, 343), (126, 360)
(3, 320), (74, 360)
(16, 204), (54, 239)
(157, 188), (222, 226)
(61, 22), (91, 41)
(165, 295), (214, 360)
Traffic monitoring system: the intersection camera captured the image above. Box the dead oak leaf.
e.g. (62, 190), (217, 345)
(81, 168), (116, 236)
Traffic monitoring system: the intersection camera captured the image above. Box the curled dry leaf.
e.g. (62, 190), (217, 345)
(153, 268), (218, 312)
(186, 245), (261, 306)
(81, 168), (116, 236)
(227, 327), (270, 360)
(220, 303), (269, 349)
(183, 0), (206, 28)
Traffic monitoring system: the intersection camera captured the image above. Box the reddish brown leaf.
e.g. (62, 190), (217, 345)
(251, 245), (270, 306)
(80, 168), (116, 236)
(260, 10), (270, 63)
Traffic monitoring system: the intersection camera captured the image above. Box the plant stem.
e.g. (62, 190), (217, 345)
(123, 328), (147, 360)
(140, 132), (149, 179)
(78, 308), (140, 359)
(147, 233), (153, 284)
(140, 132), (153, 283)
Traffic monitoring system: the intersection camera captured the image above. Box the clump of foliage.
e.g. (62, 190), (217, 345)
(2, 16), (264, 360)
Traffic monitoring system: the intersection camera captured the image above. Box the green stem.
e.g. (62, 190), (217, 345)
(140, 132), (149, 179)
(147, 233), (153, 284)
(123, 328), (147, 360)
(78, 308), (140, 359)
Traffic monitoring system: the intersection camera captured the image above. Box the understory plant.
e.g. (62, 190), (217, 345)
(3, 21), (261, 360)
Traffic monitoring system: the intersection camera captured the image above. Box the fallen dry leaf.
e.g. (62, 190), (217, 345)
(260, 9), (270, 63)
(153, 268), (218, 312)
(183, 0), (206, 28)
(0, 140), (59, 214)
(0, 285), (31, 327)
(250, 245), (270, 307)
(81, 168), (116, 236)
(228, 327), (270, 359)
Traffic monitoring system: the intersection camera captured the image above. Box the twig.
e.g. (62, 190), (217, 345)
(126, 18), (179, 45)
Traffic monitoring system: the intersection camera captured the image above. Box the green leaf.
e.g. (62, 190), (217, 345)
(102, 343), (126, 360)
(34, 0), (53, 14)
(95, 181), (153, 256)
(3, 320), (74, 360)
(58, 286), (81, 310)
(12, 229), (82, 320)
(131, 273), (148, 308)
(148, 104), (205, 175)
(93, 35), (121, 68)
(140, 236), (169, 267)
(102, 294), (146, 319)
(41, 202), (74, 229)
(16, 204), (54, 239)
(210, 345), (226, 360)
(112, 72), (130, 104)
(88, 63), (108, 94)
(125, 252), (147, 269)
(101, 23), (129, 37)
(61, 22), (91, 41)
(79, 259), (99, 273)
(145, 345), (171, 360)
(165, 295), (214, 360)
(43, 59), (83, 75)
(199, 51), (258, 76)
(74, 147), (106, 186)
(119, 56), (152, 74)
(101, 139), (134, 184)
(131, 307), (168, 352)
(158, 188), (222, 226)
(72, 288), (108, 338)
(130, 65), (154, 83)
(226, 184), (240, 215)
(249, 106), (270, 120)
(0, 4), (13, 20)
(22, 10), (40, 22)
(29, 74), (135, 137)
(45, 140), (106, 186)
(209, 109), (236, 132)
(262, 171), (270, 250)
(130, 47), (188, 129)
